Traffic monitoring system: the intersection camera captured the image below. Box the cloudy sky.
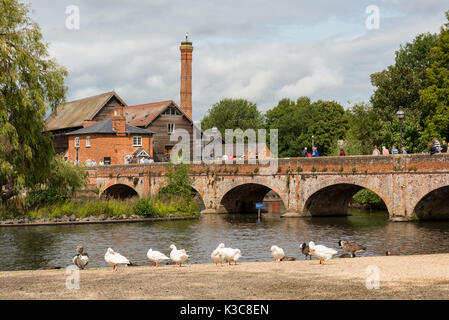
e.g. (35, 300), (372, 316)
(27, 0), (448, 121)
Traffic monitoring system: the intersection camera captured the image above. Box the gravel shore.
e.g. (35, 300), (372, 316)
(1, 254), (448, 299)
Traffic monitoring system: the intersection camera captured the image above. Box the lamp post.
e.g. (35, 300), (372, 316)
(396, 108), (405, 152)
(312, 135), (314, 149)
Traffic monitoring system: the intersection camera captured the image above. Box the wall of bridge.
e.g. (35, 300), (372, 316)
(86, 154), (449, 221)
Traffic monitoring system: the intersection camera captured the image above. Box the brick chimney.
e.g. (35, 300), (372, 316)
(112, 106), (126, 136)
(180, 33), (193, 119)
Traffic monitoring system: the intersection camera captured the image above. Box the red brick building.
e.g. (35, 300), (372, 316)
(66, 108), (154, 165)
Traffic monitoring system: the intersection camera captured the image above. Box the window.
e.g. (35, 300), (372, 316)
(86, 136), (91, 147)
(162, 107), (181, 116)
(133, 136), (142, 146)
(168, 123), (175, 134)
(75, 137), (80, 148)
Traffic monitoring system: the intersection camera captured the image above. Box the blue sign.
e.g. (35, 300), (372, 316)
(256, 202), (264, 210)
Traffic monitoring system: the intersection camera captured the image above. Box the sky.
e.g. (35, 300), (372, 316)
(26, 0), (448, 121)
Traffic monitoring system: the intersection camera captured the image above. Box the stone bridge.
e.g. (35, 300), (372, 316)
(85, 154), (449, 221)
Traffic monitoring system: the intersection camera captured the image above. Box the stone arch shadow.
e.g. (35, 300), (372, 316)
(100, 183), (140, 200)
(190, 186), (206, 212)
(412, 185), (449, 220)
(303, 182), (390, 217)
(218, 182), (287, 214)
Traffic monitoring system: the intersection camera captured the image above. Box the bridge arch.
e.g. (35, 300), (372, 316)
(412, 185), (449, 220)
(100, 183), (139, 200)
(218, 182), (286, 214)
(303, 182), (390, 217)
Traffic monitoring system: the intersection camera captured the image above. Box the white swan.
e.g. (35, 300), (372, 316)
(270, 245), (285, 262)
(308, 241), (338, 265)
(147, 249), (169, 267)
(211, 243), (225, 267)
(104, 248), (130, 271)
(169, 244), (189, 267)
(221, 246), (242, 266)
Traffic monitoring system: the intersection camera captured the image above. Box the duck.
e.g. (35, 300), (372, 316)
(72, 245), (89, 270)
(299, 242), (312, 260)
(338, 240), (366, 257)
(221, 247), (242, 266)
(211, 243), (225, 267)
(147, 249), (169, 267)
(308, 241), (338, 265)
(104, 248), (130, 271)
(270, 245), (285, 262)
(169, 244), (189, 267)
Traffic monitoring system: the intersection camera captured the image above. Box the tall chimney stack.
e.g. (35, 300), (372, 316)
(180, 33), (193, 119)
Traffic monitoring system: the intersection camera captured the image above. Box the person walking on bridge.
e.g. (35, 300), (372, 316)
(382, 146), (389, 155)
(301, 147), (308, 157)
(372, 146), (380, 156)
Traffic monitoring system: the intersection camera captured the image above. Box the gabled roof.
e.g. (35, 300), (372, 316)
(106, 100), (193, 128)
(45, 91), (127, 131)
(66, 118), (154, 136)
(133, 148), (151, 158)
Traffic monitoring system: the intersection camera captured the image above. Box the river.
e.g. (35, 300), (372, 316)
(1, 205), (449, 271)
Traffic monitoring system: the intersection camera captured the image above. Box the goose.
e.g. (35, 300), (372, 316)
(169, 244), (189, 267)
(270, 245), (285, 262)
(72, 245), (89, 270)
(222, 247), (241, 266)
(299, 242), (312, 260)
(211, 243), (225, 266)
(338, 240), (366, 257)
(147, 249), (169, 267)
(104, 248), (130, 271)
(308, 241), (338, 265)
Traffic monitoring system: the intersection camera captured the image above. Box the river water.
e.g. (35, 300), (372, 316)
(1, 206), (449, 271)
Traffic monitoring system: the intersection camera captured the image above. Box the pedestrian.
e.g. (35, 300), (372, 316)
(301, 147), (308, 157)
(391, 145), (398, 155)
(429, 143), (436, 155)
(372, 146), (380, 156)
(312, 147), (319, 157)
(382, 146), (389, 155)
(442, 140), (447, 153)
(339, 148), (345, 156)
(433, 138), (441, 154)
(401, 147), (407, 154)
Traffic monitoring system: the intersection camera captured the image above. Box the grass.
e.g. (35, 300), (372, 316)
(1, 196), (200, 221)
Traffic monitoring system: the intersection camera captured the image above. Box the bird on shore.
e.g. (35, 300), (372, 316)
(147, 249), (169, 267)
(104, 248), (130, 271)
(72, 245), (89, 270)
(211, 243), (225, 267)
(308, 241), (338, 265)
(339, 253), (354, 258)
(299, 242), (312, 260)
(338, 240), (366, 257)
(270, 245), (285, 262)
(280, 256), (296, 261)
(169, 244), (189, 267)
(221, 247), (242, 266)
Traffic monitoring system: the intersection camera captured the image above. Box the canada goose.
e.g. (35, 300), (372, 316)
(299, 242), (312, 260)
(338, 240), (366, 257)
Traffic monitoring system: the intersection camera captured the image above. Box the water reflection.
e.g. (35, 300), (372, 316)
(1, 208), (449, 271)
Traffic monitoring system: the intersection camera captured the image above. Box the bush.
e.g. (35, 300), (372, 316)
(133, 198), (157, 217)
(352, 189), (386, 209)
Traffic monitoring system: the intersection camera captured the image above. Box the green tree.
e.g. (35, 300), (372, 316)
(369, 32), (438, 153)
(420, 11), (449, 144)
(200, 98), (264, 136)
(0, 0), (67, 203)
(159, 163), (193, 198)
(265, 97), (347, 157)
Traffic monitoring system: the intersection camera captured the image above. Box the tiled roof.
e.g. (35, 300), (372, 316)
(106, 100), (193, 127)
(66, 118), (154, 135)
(44, 91), (127, 131)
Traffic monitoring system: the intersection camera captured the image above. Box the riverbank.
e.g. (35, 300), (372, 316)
(1, 254), (448, 299)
